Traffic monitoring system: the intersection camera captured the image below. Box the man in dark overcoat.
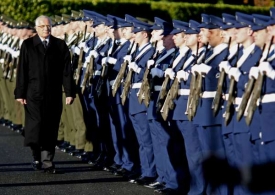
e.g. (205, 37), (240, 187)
(14, 15), (75, 173)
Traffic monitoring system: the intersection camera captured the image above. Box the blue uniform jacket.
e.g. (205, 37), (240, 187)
(172, 49), (205, 121)
(193, 45), (229, 126)
(147, 48), (177, 120)
(128, 44), (155, 115)
(258, 51), (275, 142)
(109, 40), (131, 104)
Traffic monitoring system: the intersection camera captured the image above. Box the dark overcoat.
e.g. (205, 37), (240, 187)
(14, 34), (75, 149)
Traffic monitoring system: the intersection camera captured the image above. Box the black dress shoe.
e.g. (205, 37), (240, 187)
(12, 124), (22, 132)
(109, 163), (121, 171)
(69, 149), (84, 156)
(32, 161), (42, 171)
(44, 166), (56, 174)
(61, 145), (75, 153)
(124, 170), (141, 181)
(89, 153), (112, 169)
(56, 141), (69, 150)
(3, 120), (11, 128)
(154, 188), (181, 195)
(135, 176), (157, 185)
(15, 126), (23, 133)
(113, 167), (128, 176)
(80, 152), (96, 162)
(144, 181), (165, 189)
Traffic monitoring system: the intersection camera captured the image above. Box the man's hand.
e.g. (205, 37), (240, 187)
(66, 97), (74, 105)
(16, 99), (27, 105)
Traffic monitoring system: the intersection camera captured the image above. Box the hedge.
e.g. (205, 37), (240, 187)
(0, 0), (271, 25)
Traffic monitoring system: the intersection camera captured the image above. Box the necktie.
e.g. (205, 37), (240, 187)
(268, 49), (275, 59)
(43, 40), (47, 49)
(205, 48), (213, 59)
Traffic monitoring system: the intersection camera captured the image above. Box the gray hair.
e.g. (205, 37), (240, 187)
(35, 15), (52, 26)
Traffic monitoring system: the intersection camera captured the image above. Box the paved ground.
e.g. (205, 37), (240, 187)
(0, 125), (154, 195)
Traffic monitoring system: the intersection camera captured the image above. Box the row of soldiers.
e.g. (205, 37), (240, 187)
(1, 7), (275, 195)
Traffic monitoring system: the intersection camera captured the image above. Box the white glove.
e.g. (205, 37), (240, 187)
(147, 59), (155, 68)
(249, 67), (260, 80)
(89, 50), (99, 58)
(74, 46), (80, 55)
(128, 62), (140, 73)
(259, 61), (275, 79)
(124, 55), (132, 62)
(0, 58), (4, 64)
(228, 67), (241, 82)
(106, 57), (117, 64)
(219, 61), (231, 74)
(176, 70), (190, 82)
(164, 68), (175, 80)
(199, 63), (212, 74)
(191, 64), (200, 75)
(79, 42), (86, 48)
(150, 68), (164, 78)
(101, 57), (108, 65)
(12, 50), (20, 58)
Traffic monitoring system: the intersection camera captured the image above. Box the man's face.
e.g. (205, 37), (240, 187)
(134, 31), (145, 45)
(185, 33), (198, 48)
(267, 25), (275, 43)
(235, 27), (249, 44)
(222, 28), (236, 43)
(253, 28), (268, 47)
(208, 28), (222, 47)
(122, 26), (134, 40)
(172, 32), (185, 47)
(85, 21), (94, 33)
(199, 28), (210, 44)
(35, 17), (51, 39)
(162, 34), (175, 49)
(107, 27), (114, 38)
(21, 28), (28, 38)
(114, 28), (123, 39)
(94, 24), (106, 38)
(151, 29), (164, 43)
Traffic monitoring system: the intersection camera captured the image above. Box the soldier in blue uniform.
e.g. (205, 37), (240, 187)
(226, 12), (263, 195)
(125, 19), (156, 184)
(101, 15), (138, 175)
(80, 11), (114, 168)
(256, 7), (275, 169)
(170, 19), (207, 195)
(191, 15), (229, 195)
(145, 17), (184, 193)
(218, 13), (240, 171)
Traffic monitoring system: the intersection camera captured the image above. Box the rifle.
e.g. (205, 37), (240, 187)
(155, 49), (179, 112)
(6, 38), (20, 81)
(2, 52), (11, 78)
(160, 48), (194, 120)
(138, 41), (158, 106)
(71, 32), (80, 70)
(9, 56), (19, 81)
(185, 42), (200, 121)
(188, 42), (209, 120)
(120, 70), (132, 106)
(96, 38), (117, 98)
(120, 44), (139, 105)
(160, 76), (181, 121)
(80, 31), (95, 94)
(111, 42), (135, 97)
(74, 25), (87, 86)
(245, 36), (274, 126)
(222, 44), (241, 125)
(236, 43), (268, 122)
(212, 37), (232, 116)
